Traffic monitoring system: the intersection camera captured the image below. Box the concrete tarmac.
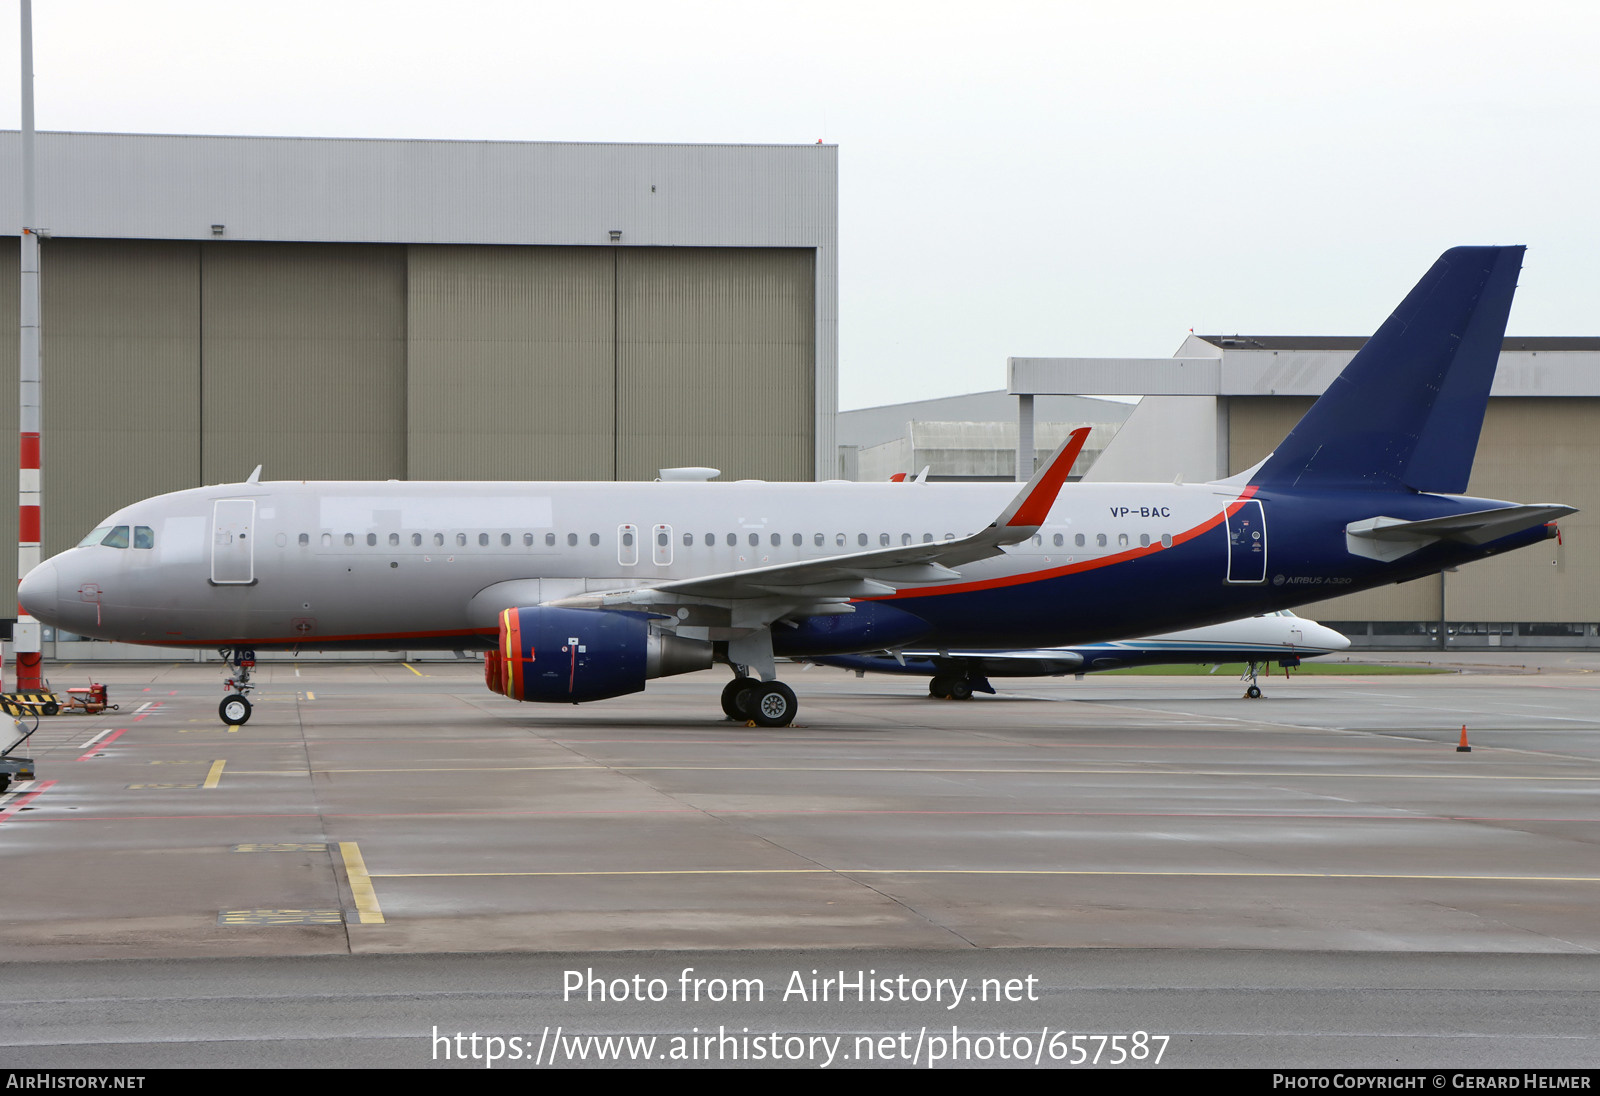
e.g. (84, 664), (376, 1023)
(3, 658), (1598, 1067)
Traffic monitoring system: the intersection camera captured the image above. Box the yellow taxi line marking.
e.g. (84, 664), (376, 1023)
(340, 842), (386, 924)
(305, 691), (315, 700)
(403, 663), (424, 676)
(202, 760), (227, 789)
(368, 868), (1600, 883)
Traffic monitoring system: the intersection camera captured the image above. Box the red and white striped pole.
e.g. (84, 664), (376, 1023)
(14, 0), (42, 691)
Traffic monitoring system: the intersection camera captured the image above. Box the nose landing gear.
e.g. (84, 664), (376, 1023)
(1242, 660), (1264, 699)
(219, 648), (256, 725)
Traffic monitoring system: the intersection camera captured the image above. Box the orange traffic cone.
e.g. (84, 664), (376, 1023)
(1456, 725), (1472, 753)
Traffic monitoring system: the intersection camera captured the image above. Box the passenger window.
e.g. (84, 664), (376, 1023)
(771, 533), (782, 547)
(344, 533), (355, 547)
(793, 533), (803, 547)
(456, 533), (467, 547)
(1161, 533), (1173, 548)
(567, 533), (578, 547)
(546, 533), (556, 546)
(321, 533), (333, 548)
(134, 526), (155, 549)
(659, 532), (670, 547)
(1053, 533), (1063, 547)
(622, 531), (634, 547)
(682, 532), (693, 546)
(367, 533), (377, 547)
(705, 533), (715, 546)
(944, 533), (955, 541)
(299, 533), (310, 547)
(589, 533), (600, 547)
(1139, 533), (1150, 547)
(412, 533), (423, 547)
(922, 533), (933, 543)
(902, 533), (912, 545)
(814, 533), (824, 546)
(1096, 534), (1107, 548)
(102, 526), (130, 549)
(726, 533), (737, 546)
(434, 533), (445, 547)
(879, 533), (890, 546)
(1118, 533), (1130, 547)
(502, 533), (511, 547)
(1075, 534), (1085, 547)
(275, 532), (287, 547)
(1032, 534), (1042, 546)
(749, 533), (760, 547)
(389, 533), (400, 547)
(479, 533), (489, 547)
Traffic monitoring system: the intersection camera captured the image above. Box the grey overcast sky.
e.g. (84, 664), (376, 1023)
(2, 0), (1596, 409)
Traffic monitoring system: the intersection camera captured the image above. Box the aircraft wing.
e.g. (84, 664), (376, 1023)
(552, 428), (1090, 612)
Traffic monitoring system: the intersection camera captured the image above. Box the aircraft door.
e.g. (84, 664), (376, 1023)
(618, 523), (639, 566)
(1225, 499), (1267, 584)
(211, 499), (257, 585)
(652, 524), (673, 566)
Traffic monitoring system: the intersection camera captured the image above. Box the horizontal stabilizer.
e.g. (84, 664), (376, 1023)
(1346, 504), (1574, 562)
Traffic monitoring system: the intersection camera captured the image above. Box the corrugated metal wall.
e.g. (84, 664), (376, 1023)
(0, 237), (817, 595)
(616, 248), (814, 480)
(407, 245), (615, 480)
(42, 240), (201, 561)
(200, 242), (408, 483)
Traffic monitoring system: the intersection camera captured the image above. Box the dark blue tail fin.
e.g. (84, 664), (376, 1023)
(1251, 246), (1524, 494)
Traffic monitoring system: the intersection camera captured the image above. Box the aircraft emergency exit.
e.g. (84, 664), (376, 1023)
(18, 247), (1574, 728)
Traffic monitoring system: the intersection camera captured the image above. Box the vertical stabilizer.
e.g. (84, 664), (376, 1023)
(1252, 246), (1523, 493)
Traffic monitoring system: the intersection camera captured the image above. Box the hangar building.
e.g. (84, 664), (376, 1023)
(0, 131), (837, 600)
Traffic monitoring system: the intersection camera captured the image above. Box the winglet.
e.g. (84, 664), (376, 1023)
(994, 427), (1090, 529)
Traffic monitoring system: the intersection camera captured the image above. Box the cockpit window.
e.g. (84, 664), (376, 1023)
(78, 526), (113, 548)
(133, 526), (154, 549)
(100, 525), (130, 549)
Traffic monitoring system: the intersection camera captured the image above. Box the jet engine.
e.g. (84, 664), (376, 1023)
(487, 606), (712, 703)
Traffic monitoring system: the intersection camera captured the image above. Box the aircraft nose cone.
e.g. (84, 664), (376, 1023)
(1312, 623), (1352, 651)
(17, 559), (59, 623)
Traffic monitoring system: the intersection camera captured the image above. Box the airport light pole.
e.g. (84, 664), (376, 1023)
(14, 0), (43, 691)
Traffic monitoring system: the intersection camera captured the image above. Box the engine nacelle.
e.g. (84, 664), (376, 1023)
(490, 606), (712, 703)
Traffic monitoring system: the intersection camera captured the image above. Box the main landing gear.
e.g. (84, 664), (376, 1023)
(721, 674), (798, 727)
(219, 647), (256, 726)
(928, 671), (993, 700)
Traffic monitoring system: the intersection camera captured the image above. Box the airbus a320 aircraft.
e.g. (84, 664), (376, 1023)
(809, 610), (1351, 699)
(17, 247), (1574, 728)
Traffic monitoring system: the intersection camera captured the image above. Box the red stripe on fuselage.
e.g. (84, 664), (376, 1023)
(870, 486), (1260, 601)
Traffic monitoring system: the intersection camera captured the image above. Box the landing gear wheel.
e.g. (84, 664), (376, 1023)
(1245, 684), (1262, 699)
(750, 682), (797, 728)
(721, 677), (755, 721)
(947, 677), (974, 701)
(220, 694), (253, 726)
(929, 674), (953, 699)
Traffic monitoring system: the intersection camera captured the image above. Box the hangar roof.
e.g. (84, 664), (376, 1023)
(0, 130), (836, 249)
